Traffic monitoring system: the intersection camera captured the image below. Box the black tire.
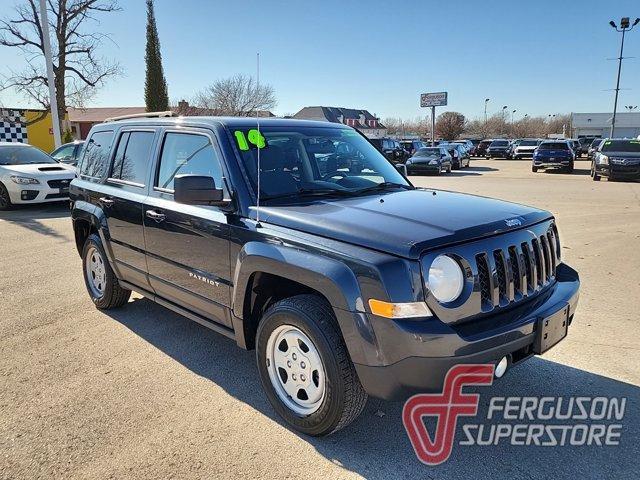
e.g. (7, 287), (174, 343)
(566, 162), (574, 174)
(256, 294), (367, 436)
(82, 233), (131, 309)
(447, 163), (452, 173)
(0, 182), (12, 211)
(591, 164), (601, 181)
(532, 166), (538, 173)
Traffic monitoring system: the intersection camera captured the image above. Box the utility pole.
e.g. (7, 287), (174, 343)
(38, 0), (62, 148)
(609, 17), (639, 137)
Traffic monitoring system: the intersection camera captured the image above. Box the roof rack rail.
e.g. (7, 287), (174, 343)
(104, 111), (177, 122)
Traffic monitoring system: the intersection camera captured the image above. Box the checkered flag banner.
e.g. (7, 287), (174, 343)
(0, 109), (28, 143)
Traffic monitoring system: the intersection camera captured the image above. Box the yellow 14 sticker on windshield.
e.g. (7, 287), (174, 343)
(234, 129), (266, 151)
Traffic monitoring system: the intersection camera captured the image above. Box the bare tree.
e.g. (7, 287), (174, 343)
(193, 74), (276, 116)
(435, 111), (466, 140)
(0, 0), (121, 125)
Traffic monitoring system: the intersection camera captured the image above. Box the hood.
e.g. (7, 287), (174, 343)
(259, 189), (551, 259)
(1, 163), (75, 176)
(410, 155), (439, 163)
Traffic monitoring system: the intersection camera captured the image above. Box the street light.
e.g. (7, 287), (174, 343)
(609, 17), (640, 137)
(624, 105), (638, 111)
(511, 109), (517, 123)
(484, 98), (490, 123)
(502, 105), (508, 121)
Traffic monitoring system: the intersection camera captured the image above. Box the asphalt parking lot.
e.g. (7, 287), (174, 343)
(1, 158), (638, 479)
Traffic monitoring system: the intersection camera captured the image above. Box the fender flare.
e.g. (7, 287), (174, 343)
(231, 241), (365, 317)
(71, 201), (120, 275)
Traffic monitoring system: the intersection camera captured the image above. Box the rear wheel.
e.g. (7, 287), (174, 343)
(256, 294), (367, 436)
(82, 234), (131, 309)
(566, 162), (574, 173)
(532, 166), (538, 173)
(591, 163), (601, 181)
(0, 183), (12, 211)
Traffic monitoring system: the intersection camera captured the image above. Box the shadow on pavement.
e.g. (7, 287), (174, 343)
(106, 297), (638, 480)
(0, 202), (70, 240)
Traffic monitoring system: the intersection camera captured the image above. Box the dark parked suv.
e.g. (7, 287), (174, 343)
(591, 138), (640, 181)
(368, 138), (407, 163)
(70, 114), (580, 436)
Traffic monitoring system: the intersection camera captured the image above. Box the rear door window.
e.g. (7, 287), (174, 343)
(79, 130), (114, 179)
(110, 131), (155, 185)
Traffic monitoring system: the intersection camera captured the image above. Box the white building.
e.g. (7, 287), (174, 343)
(571, 112), (640, 139)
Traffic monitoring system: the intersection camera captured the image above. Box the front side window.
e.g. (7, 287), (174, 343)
(234, 126), (411, 202)
(79, 131), (114, 178)
(111, 131), (155, 185)
(156, 132), (223, 191)
(0, 145), (56, 165)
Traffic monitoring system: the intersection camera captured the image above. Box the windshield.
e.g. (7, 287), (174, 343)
(519, 140), (538, 146)
(414, 148), (441, 157)
(234, 126), (412, 202)
(590, 138), (601, 147)
(0, 145), (57, 165)
(491, 140), (509, 147)
(601, 140), (640, 153)
(539, 142), (569, 150)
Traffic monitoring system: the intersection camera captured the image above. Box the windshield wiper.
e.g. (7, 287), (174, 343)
(262, 188), (355, 201)
(352, 182), (413, 196)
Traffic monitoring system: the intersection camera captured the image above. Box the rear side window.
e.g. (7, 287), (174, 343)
(80, 131), (114, 179)
(110, 131), (155, 185)
(156, 132), (223, 191)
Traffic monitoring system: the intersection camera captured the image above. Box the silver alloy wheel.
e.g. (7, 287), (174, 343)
(85, 246), (106, 298)
(265, 324), (326, 416)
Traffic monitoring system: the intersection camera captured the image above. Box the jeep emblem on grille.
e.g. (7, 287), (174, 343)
(505, 218), (522, 227)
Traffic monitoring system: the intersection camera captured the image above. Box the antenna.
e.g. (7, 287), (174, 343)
(255, 52), (262, 226)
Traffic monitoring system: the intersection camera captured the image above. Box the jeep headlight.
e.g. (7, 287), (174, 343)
(428, 255), (464, 303)
(598, 155), (609, 165)
(10, 175), (40, 185)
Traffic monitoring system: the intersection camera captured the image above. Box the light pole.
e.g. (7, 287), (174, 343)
(609, 17), (640, 137)
(484, 98), (490, 123)
(511, 109), (516, 123)
(38, 0), (61, 148)
(502, 105), (507, 122)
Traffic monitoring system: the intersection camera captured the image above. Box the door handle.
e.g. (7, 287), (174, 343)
(99, 197), (115, 207)
(146, 210), (166, 222)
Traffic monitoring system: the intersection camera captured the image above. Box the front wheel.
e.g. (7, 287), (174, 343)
(256, 294), (367, 436)
(0, 182), (12, 211)
(532, 166), (538, 172)
(591, 164), (601, 181)
(82, 234), (131, 309)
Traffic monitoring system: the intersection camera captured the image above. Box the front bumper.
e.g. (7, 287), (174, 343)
(351, 262), (580, 400)
(6, 177), (73, 204)
(406, 163), (441, 173)
(533, 158), (571, 168)
(487, 150), (509, 157)
(595, 163), (640, 180)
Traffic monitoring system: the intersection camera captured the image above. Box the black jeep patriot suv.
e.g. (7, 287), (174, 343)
(70, 114), (580, 436)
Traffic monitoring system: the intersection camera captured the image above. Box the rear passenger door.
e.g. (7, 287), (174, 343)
(143, 128), (232, 328)
(100, 129), (157, 288)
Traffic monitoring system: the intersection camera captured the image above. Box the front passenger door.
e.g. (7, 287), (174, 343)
(143, 129), (232, 328)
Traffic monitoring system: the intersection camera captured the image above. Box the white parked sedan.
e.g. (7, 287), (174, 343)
(0, 142), (76, 210)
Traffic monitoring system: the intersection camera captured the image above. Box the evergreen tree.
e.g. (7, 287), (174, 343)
(144, 0), (169, 112)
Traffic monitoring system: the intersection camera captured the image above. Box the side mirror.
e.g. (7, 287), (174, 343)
(396, 164), (407, 176)
(174, 174), (226, 206)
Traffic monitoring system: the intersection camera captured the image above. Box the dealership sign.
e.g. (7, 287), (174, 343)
(420, 92), (448, 107)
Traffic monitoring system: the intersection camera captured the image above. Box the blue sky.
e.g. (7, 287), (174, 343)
(1, 0), (639, 120)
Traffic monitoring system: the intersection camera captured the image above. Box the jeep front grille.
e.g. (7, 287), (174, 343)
(422, 220), (561, 323)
